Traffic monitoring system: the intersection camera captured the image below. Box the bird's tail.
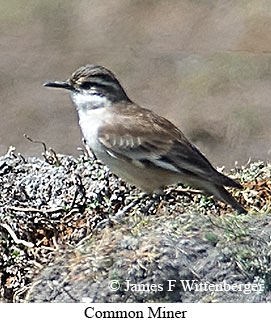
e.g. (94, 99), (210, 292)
(215, 171), (243, 189)
(179, 174), (246, 213)
(207, 184), (246, 214)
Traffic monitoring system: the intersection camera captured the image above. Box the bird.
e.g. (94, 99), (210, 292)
(44, 64), (246, 214)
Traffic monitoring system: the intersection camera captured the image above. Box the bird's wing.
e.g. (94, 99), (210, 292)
(97, 105), (238, 187)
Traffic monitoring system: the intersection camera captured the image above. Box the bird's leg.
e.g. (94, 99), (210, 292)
(96, 192), (148, 229)
(96, 192), (163, 230)
(142, 193), (161, 214)
(111, 192), (148, 222)
(113, 193), (162, 222)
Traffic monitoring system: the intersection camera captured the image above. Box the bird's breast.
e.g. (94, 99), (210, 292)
(77, 108), (106, 152)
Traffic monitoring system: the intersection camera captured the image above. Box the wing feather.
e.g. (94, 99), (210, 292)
(97, 104), (240, 188)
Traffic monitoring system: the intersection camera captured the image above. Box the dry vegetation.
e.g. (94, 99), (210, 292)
(0, 146), (270, 302)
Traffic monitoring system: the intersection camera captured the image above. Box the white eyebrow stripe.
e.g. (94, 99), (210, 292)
(91, 77), (120, 90)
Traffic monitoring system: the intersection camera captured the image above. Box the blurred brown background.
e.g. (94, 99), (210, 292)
(1, 0), (271, 169)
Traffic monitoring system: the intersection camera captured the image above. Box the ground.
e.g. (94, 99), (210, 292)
(0, 146), (270, 302)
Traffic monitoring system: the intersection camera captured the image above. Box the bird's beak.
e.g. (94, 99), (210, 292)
(43, 80), (74, 91)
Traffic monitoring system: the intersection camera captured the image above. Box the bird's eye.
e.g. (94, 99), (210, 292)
(80, 81), (92, 90)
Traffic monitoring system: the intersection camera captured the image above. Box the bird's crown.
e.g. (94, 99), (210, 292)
(70, 65), (117, 88)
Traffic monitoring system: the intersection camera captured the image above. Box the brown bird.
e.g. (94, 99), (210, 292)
(44, 65), (246, 214)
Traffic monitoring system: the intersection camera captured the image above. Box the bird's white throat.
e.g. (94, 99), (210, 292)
(70, 92), (111, 112)
(70, 91), (112, 153)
